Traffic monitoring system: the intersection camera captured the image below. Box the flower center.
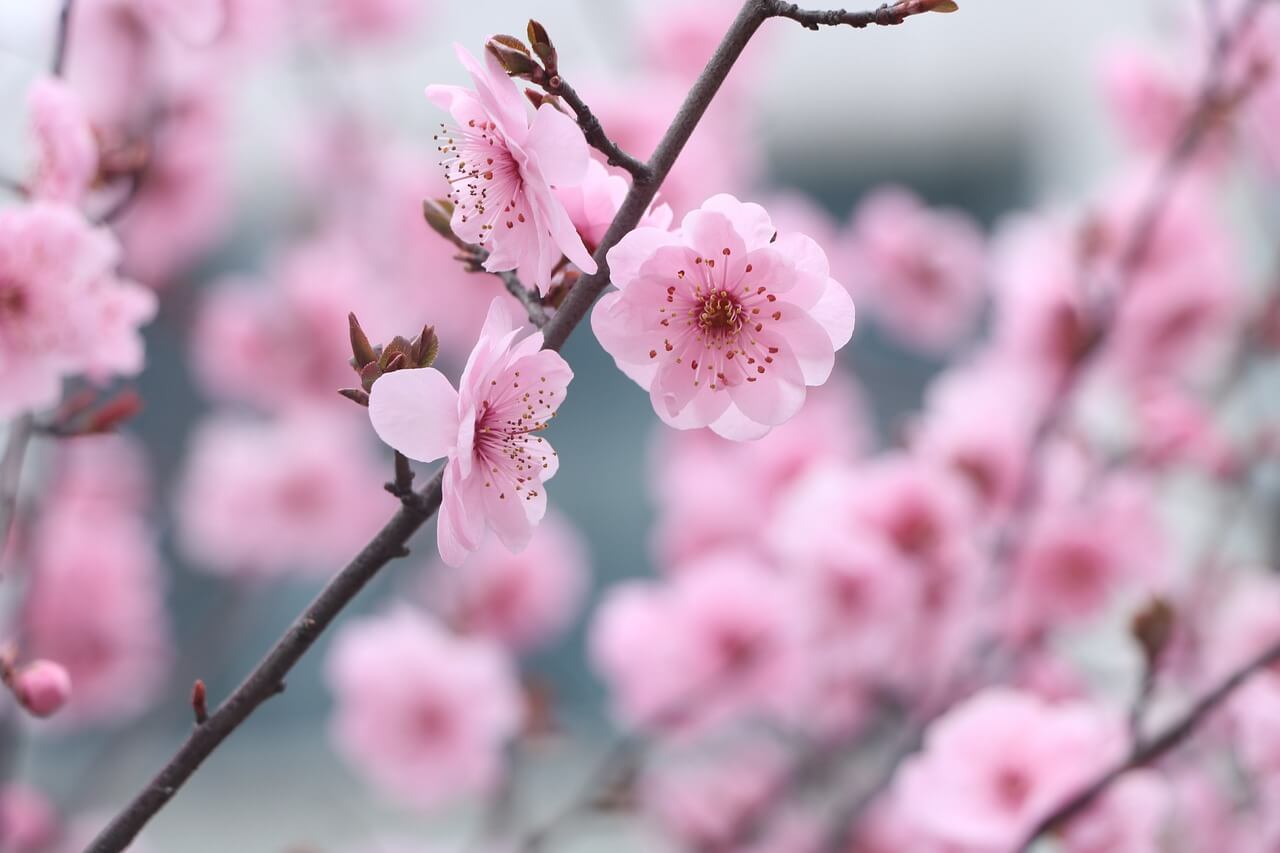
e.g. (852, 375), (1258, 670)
(697, 290), (743, 337)
(0, 277), (29, 323)
(434, 119), (526, 242)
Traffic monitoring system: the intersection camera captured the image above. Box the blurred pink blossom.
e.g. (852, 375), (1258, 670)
(325, 606), (522, 810)
(27, 78), (98, 205)
(0, 203), (156, 418)
(556, 159), (674, 254)
(0, 785), (58, 852)
(593, 194), (855, 440)
(591, 551), (804, 733)
(427, 45), (596, 293)
(846, 187), (987, 352)
(311, 0), (427, 43)
(1101, 43), (1199, 158)
(1134, 382), (1238, 476)
(176, 410), (387, 578)
(894, 688), (1125, 850)
(650, 372), (868, 565)
(11, 660), (73, 719)
(368, 298), (571, 567)
(425, 510), (589, 654)
(1059, 771), (1170, 853)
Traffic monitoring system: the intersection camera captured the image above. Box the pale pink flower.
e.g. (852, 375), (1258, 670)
(27, 78), (98, 205)
(427, 45), (596, 293)
(650, 372), (868, 565)
(0, 203), (156, 418)
(425, 510), (589, 653)
(193, 236), (394, 410)
(636, 0), (765, 85)
(64, 0), (155, 129)
(914, 357), (1045, 517)
(22, 508), (171, 726)
(325, 606), (522, 810)
(591, 551), (804, 732)
(176, 410), (387, 579)
(846, 187), (987, 352)
(312, 0), (426, 42)
(1101, 43), (1200, 158)
(48, 433), (152, 516)
(592, 194), (856, 440)
(641, 743), (789, 850)
(11, 660), (73, 718)
(894, 689), (1125, 850)
(1060, 771), (1170, 853)
(115, 84), (231, 287)
(368, 298), (572, 568)
(0, 785), (58, 853)
(1209, 573), (1280, 697)
(1134, 382), (1238, 476)
(1007, 475), (1165, 640)
(556, 159), (674, 254)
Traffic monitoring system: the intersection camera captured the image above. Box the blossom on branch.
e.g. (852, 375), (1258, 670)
(27, 78), (98, 206)
(427, 44), (597, 294)
(592, 194), (856, 440)
(368, 298), (572, 567)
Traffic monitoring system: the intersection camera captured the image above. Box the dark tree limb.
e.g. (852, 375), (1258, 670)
(770, 0), (957, 30)
(546, 77), (652, 183)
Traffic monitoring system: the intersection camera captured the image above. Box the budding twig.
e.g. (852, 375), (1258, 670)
(769, 0), (958, 30)
(0, 415), (35, 575)
(548, 77), (652, 183)
(190, 681), (209, 726)
(51, 0), (76, 76)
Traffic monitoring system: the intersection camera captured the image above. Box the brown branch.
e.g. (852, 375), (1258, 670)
(495, 269), (550, 329)
(84, 3), (948, 849)
(1016, 637), (1280, 851)
(546, 77), (651, 183)
(51, 0), (76, 76)
(770, 0), (957, 30)
(0, 415), (35, 574)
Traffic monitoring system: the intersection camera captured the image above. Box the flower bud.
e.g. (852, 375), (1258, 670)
(422, 198), (456, 243)
(349, 313), (378, 369)
(486, 40), (541, 81)
(13, 660), (71, 718)
(527, 20), (557, 73)
(1131, 598), (1175, 667)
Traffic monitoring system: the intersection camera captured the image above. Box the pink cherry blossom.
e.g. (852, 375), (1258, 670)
(11, 660), (73, 718)
(1006, 475), (1165, 640)
(556, 159), (674, 254)
(325, 606), (522, 810)
(846, 186), (987, 352)
(427, 45), (597, 293)
(368, 298), (572, 568)
(592, 194), (856, 440)
(591, 551), (804, 733)
(0, 203), (156, 419)
(311, 0), (427, 43)
(193, 236), (395, 411)
(650, 372), (868, 566)
(894, 688), (1125, 850)
(1059, 771), (1170, 853)
(27, 77), (98, 205)
(424, 510), (589, 653)
(1133, 382), (1238, 476)
(22, 507), (171, 727)
(1101, 43), (1200, 158)
(0, 785), (58, 853)
(176, 410), (388, 579)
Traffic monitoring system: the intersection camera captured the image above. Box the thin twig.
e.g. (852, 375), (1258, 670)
(0, 176), (28, 199)
(51, 0), (76, 76)
(1016, 636), (1280, 852)
(547, 77), (651, 183)
(84, 3), (948, 848)
(0, 416), (35, 574)
(770, 0), (956, 30)
(496, 270), (550, 328)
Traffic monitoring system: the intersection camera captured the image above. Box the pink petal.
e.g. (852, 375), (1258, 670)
(605, 226), (682, 290)
(680, 209), (747, 267)
(526, 104), (591, 187)
(811, 278), (856, 350)
(368, 368), (460, 463)
(775, 310), (838, 385)
(700, 194), (776, 250)
(710, 405), (774, 440)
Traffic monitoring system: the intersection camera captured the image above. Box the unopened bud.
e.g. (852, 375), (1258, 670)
(13, 660), (71, 718)
(422, 198), (456, 242)
(527, 20), (557, 72)
(83, 389), (142, 434)
(1131, 598), (1176, 666)
(349, 313), (378, 369)
(486, 41), (541, 80)
(928, 0), (959, 11)
(411, 325), (439, 368)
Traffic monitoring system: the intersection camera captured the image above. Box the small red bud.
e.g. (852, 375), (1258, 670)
(13, 660), (71, 718)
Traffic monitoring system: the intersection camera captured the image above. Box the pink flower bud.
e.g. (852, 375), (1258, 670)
(13, 660), (72, 718)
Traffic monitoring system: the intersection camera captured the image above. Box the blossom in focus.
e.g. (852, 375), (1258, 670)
(426, 45), (596, 293)
(592, 194), (855, 440)
(424, 510), (589, 654)
(176, 410), (387, 578)
(845, 186), (987, 352)
(556, 159), (674, 254)
(369, 298), (571, 567)
(325, 606), (522, 810)
(591, 551), (804, 732)
(893, 688), (1125, 850)
(0, 203), (156, 419)
(27, 78), (98, 205)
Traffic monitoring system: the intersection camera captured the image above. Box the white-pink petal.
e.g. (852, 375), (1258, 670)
(368, 368), (461, 463)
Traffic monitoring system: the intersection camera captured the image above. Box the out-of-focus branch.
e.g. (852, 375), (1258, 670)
(86, 3), (951, 849)
(0, 416), (35, 572)
(769, 0), (958, 30)
(0, 176), (28, 199)
(547, 77), (652, 183)
(1017, 636), (1280, 852)
(51, 0), (76, 76)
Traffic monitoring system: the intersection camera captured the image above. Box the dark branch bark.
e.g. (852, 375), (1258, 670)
(496, 270), (551, 328)
(51, 0), (75, 76)
(770, 0), (955, 30)
(1017, 637), (1280, 851)
(0, 415), (34, 572)
(547, 77), (652, 183)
